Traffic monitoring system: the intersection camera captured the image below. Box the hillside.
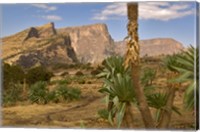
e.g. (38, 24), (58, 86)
(115, 38), (184, 57)
(2, 22), (184, 68)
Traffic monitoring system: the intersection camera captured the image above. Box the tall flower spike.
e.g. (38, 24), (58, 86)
(124, 3), (140, 69)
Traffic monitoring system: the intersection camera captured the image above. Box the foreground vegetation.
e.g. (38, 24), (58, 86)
(2, 46), (197, 129)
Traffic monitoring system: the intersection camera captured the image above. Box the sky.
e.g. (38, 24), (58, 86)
(1, 2), (198, 46)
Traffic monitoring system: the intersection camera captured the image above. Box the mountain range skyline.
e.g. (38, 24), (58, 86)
(2, 2), (198, 46)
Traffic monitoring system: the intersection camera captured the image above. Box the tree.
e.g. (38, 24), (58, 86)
(124, 3), (154, 128)
(26, 66), (53, 85)
(3, 63), (25, 89)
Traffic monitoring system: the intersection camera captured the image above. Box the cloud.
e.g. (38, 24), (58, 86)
(92, 2), (194, 21)
(31, 4), (57, 12)
(36, 15), (63, 21)
(92, 3), (126, 20)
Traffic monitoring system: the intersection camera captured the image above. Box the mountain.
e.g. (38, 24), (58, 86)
(2, 22), (78, 68)
(2, 22), (184, 68)
(114, 38), (184, 57)
(58, 23), (114, 64)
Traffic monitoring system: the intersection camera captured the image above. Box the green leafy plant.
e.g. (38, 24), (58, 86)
(146, 93), (181, 123)
(53, 85), (81, 102)
(98, 109), (109, 119)
(169, 46), (198, 109)
(3, 63), (25, 89)
(3, 82), (23, 106)
(98, 56), (134, 128)
(58, 79), (70, 85)
(67, 88), (81, 101)
(98, 56), (130, 79)
(46, 90), (59, 103)
(141, 68), (156, 86)
(28, 81), (48, 104)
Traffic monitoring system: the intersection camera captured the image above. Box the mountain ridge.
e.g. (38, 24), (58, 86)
(2, 22), (185, 68)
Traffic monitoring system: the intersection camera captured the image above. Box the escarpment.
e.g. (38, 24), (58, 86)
(2, 22), (184, 68)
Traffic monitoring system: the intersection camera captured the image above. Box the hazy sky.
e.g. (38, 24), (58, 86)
(1, 2), (198, 46)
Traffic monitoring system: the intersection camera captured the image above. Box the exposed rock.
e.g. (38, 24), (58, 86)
(2, 22), (185, 68)
(36, 22), (57, 38)
(115, 38), (184, 57)
(58, 23), (114, 64)
(23, 27), (39, 41)
(16, 35), (78, 68)
(2, 22), (77, 68)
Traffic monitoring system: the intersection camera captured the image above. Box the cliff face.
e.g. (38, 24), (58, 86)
(2, 22), (185, 68)
(2, 23), (77, 68)
(115, 38), (184, 57)
(58, 23), (114, 64)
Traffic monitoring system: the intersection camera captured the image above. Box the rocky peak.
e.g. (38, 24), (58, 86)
(23, 27), (39, 41)
(2, 22), (185, 68)
(36, 22), (57, 38)
(58, 23), (114, 64)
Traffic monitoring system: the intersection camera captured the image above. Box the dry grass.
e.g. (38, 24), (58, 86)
(2, 61), (195, 129)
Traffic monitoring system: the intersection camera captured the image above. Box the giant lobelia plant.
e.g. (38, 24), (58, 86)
(98, 56), (135, 128)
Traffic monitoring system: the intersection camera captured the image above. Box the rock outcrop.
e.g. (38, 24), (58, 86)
(16, 35), (78, 68)
(2, 23), (77, 68)
(58, 23), (114, 64)
(36, 22), (57, 38)
(2, 22), (185, 68)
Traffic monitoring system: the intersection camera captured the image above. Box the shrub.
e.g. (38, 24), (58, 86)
(26, 66), (53, 85)
(3, 63), (25, 89)
(55, 85), (69, 101)
(54, 85), (81, 102)
(58, 79), (70, 85)
(91, 69), (101, 76)
(28, 81), (48, 104)
(75, 71), (84, 76)
(141, 68), (156, 86)
(46, 91), (59, 103)
(98, 109), (109, 120)
(67, 88), (81, 100)
(3, 82), (23, 106)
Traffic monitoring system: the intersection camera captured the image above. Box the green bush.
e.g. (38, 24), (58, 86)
(28, 81), (48, 104)
(3, 63), (25, 90)
(46, 91), (59, 103)
(67, 88), (81, 100)
(3, 82), (23, 106)
(26, 66), (53, 85)
(58, 79), (70, 85)
(98, 109), (109, 119)
(51, 85), (81, 102)
(141, 68), (156, 86)
(55, 85), (69, 101)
